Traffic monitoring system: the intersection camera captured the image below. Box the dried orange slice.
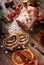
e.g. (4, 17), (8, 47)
(12, 49), (34, 65)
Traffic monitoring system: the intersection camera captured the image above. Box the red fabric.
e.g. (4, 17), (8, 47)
(34, 60), (39, 65)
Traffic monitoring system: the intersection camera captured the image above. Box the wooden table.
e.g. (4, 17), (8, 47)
(0, 20), (44, 65)
(0, 0), (44, 65)
(0, 37), (44, 65)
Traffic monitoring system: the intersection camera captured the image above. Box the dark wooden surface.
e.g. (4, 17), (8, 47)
(0, 16), (44, 65)
(0, 18), (44, 65)
(0, 0), (44, 65)
(0, 33), (44, 65)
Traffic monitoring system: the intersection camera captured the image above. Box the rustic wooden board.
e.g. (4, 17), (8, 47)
(0, 0), (44, 65)
(0, 21), (44, 65)
(0, 39), (44, 65)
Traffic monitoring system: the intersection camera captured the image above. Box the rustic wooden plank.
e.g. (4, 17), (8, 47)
(0, 36), (44, 65)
